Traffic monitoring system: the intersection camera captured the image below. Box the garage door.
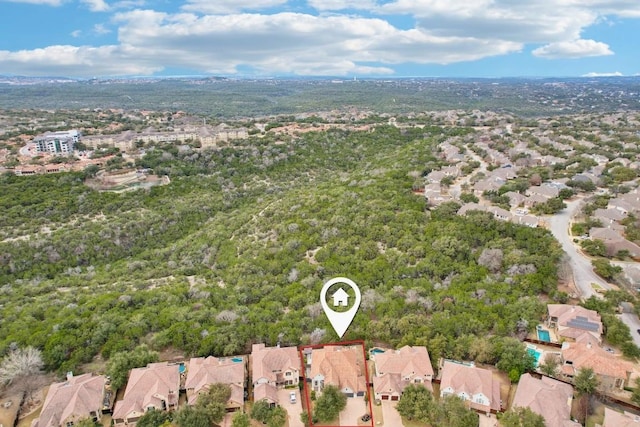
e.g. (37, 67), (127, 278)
(381, 395), (389, 400)
(391, 395), (399, 401)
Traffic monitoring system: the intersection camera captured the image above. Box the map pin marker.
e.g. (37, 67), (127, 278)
(320, 277), (361, 339)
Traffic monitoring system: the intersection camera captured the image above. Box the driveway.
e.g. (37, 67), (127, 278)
(478, 412), (498, 427)
(379, 400), (404, 427)
(277, 389), (304, 427)
(339, 397), (368, 426)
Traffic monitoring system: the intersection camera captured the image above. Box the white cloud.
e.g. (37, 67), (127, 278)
(0, 0), (62, 5)
(532, 39), (613, 59)
(81, 0), (109, 11)
(182, 0), (287, 14)
(0, 45), (161, 76)
(71, 30), (82, 37)
(307, 0), (375, 10)
(582, 71), (623, 77)
(93, 23), (111, 34)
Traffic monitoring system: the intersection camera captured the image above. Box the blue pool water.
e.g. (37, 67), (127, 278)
(179, 364), (186, 374)
(527, 348), (542, 366)
(537, 329), (551, 342)
(371, 348), (385, 355)
(231, 357), (243, 363)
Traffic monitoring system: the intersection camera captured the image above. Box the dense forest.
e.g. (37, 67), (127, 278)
(0, 125), (562, 374)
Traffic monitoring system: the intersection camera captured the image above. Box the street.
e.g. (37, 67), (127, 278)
(548, 197), (640, 347)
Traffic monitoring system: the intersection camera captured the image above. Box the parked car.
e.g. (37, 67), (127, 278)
(290, 391), (296, 403)
(361, 414), (371, 422)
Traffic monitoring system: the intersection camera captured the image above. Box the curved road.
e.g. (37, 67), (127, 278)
(548, 197), (640, 346)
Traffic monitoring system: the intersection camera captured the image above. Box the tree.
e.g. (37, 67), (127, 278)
(632, 378), (640, 407)
(231, 412), (250, 427)
(137, 410), (172, 427)
(0, 346), (46, 402)
(538, 352), (560, 377)
(194, 383), (230, 424)
(396, 384), (434, 423)
(433, 395), (479, 427)
(251, 400), (287, 427)
(494, 338), (535, 382)
(174, 406), (212, 427)
(581, 239), (606, 257)
(574, 367), (598, 424)
(314, 385), (347, 422)
(106, 344), (159, 390)
(500, 406), (545, 427)
(592, 259), (622, 280)
(0, 346), (43, 385)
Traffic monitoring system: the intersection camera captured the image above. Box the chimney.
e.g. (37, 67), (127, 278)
(587, 342), (592, 349)
(66, 371), (73, 381)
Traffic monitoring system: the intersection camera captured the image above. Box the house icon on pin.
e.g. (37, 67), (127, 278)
(332, 287), (349, 307)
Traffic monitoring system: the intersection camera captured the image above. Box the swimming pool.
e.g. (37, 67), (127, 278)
(537, 328), (551, 342)
(178, 364), (186, 374)
(527, 347), (542, 367)
(371, 348), (385, 355)
(231, 357), (243, 363)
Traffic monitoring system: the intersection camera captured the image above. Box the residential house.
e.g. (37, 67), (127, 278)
(32, 373), (107, 427)
(504, 191), (527, 208)
(560, 342), (635, 391)
(594, 208), (627, 223)
(309, 346), (366, 397)
(526, 185), (559, 200)
(112, 362), (180, 426)
(251, 344), (300, 405)
(473, 177), (504, 196)
(602, 407), (640, 427)
(547, 304), (603, 344)
(371, 346), (434, 401)
(589, 228), (640, 258)
(511, 373), (580, 427)
(424, 184), (452, 206)
(439, 361), (501, 414)
(185, 356), (245, 411)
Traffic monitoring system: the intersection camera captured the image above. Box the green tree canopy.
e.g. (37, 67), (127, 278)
(314, 385), (347, 422)
(500, 406), (545, 427)
(106, 345), (159, 390)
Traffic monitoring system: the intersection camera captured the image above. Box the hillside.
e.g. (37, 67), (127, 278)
(0, 125), (561, 373)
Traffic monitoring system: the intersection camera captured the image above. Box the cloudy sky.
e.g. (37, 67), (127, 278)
(0, 0), (638, 78)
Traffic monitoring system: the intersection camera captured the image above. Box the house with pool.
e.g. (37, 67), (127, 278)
(547, 304), (603, 344)
(370, 345), (434, 401)
(512, 373), (580, 427)
(185, 356), (246, 412)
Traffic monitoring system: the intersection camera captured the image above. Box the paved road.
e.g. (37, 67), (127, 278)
(548, 197), (640, 347)
(547, 197), (611, 299)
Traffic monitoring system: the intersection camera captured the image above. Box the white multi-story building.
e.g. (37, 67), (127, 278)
(34, 130), (80, 154)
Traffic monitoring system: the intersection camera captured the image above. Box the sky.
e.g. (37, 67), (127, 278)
(0, 0), (639, 78)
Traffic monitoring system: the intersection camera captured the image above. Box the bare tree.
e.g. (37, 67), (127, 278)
(0, 346), (47, 403)
(478, 248), (503, 273)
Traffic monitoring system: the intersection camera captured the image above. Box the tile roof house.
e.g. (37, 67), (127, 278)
(526, 185), (559, 199)
(371, 346), (434, 401)
(251, 344), (300, 405)
(185, 356), (245, 410)
(547, 304), (603, 344)
(511, 373), (580, 427)
(32, 373), (107, 427)
(309, 346), (366, 397)
(561, 342), (635, 391)
(602, 407), (640, 427)
(588, 228), (640, 258)
(439, 361), (501, 414)
(112, 362), (180, 427)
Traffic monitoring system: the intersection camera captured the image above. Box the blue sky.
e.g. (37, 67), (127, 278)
(0, 0), (639, 78)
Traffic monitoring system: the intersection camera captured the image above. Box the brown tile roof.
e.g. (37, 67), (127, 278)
(439, 361), (500, 412)
(373, 346), (433, 381)
(112, 362), (180, 424)
(512, 374), (580, 427)
(185, 356), (245, 406)
(253, 383), (279, 404)
(602, 407), (640, 427)
(310, 346), (366, 395)
(548, 304), (603, 341)
(251, 344), (300, 385)
(33, 373), (106, 427)
(561, 342), (635, 380)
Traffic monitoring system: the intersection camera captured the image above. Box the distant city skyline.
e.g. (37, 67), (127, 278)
(0, 0), (639, 79)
